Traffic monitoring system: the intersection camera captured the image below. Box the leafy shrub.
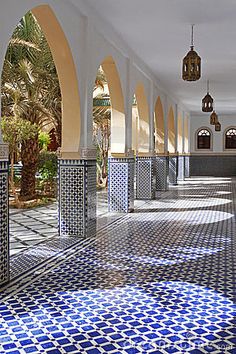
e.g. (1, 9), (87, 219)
(38, 151), (57, 182)
(39, 131), (51, 151)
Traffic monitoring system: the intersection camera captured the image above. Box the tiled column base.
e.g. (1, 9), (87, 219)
(169, 155), (178, 185)
(58, 159), (96, 237)
(184, 155), (190, 178)
(178, 155), (184, 181)
(108, 157), (134, 212)
(136, 157), (156, 199)
(0, 154), (9, 286)
(156, 156), (168, 191)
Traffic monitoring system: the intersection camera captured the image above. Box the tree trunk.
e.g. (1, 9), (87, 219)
(20, 135), (39, 199)
(102, 151), (108, 179)
(9, 154), (21, 207)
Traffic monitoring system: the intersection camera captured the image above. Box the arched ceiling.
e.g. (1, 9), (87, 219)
(86, 0), (236, 115)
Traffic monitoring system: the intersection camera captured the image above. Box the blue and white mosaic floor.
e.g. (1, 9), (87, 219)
(9, 190), (122, 256)
(1, 177), (236, 353)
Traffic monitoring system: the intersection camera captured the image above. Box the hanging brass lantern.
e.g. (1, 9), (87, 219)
(215, 121), (221, 131)
(202, 80), (214, 112)
(210, 110), (218, 125)
(182, 25), (201, 81)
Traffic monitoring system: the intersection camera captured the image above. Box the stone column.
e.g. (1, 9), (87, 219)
(169, 154), (178, 185)
(136, 154), (156, 199)
(0, 144), (9, 286)
(184, 154), (190, 178)
(58, 149), (97, 237)
(108, 152), (134, 212)
(178, 154), (185, 181)
(156, 154), (169, 191)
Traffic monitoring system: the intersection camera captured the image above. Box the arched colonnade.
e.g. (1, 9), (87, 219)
(0, 2), (190, 285)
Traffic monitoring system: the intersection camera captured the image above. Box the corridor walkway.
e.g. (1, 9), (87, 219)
(0, 177), (235, 353)
(9, 190), (131, 256)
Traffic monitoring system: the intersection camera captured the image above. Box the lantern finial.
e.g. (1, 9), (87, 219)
(191, 24), (194, 47)
(182, 25), (201, 81)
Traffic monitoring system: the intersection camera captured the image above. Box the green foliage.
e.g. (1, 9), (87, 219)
(38, 151), (57, 182)
(1, 116), (38, 155)
(39, 131), (51, 151)
(1, 11), (61, 132)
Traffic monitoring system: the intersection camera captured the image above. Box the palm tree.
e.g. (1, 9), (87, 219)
(1, 11), (61, 199)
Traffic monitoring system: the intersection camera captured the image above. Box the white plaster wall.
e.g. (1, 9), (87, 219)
(190, 114), (236, 153)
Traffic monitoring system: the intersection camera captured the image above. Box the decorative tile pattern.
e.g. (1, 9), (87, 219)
(85, 163), (97, 236)
(0, 161), (9, 286)
(156, 156), (168, 191)
(108, 157), (134, 212)
(178, 155), (184, 181)
(136, 157), (156, 199)
(169, 155), (178, 185)
(59, 159), (96, 237)
(0, 177), (236, 354)
(184, 155), (190, 178)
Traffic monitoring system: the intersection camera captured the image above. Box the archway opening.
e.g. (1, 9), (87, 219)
(154, 96), (164, 153)
(132, 94), (139, 153)
(1, 6), (80, 257)
(184, 116), (189, 153)
(177, 113), (183, 153)
(100, 56), (125, 154)
(93, 56), (125, 218)
(135, 83), (149, 153)
(93, 65), (110, 216)
(168, 106), (175, 153)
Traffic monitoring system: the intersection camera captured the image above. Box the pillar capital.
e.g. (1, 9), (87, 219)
(58, 148), (97, 160)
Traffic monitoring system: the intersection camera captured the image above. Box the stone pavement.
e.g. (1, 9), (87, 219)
(1, 177), (235, 354)
(9, 190), (144, 256)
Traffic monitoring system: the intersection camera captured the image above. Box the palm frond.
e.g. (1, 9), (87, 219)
(9, 38), (40, 51)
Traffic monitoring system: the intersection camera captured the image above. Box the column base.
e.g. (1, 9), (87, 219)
(156, 156), (168, 191)
(58, 159), (96, 237)
(136, 156), (156, 199)
(178, 155), (185, 181)
(108, 157), (134, 212)
(184, 155), (190, 178)
(169, 155), (178, 185)
(0, 160), (9, 286)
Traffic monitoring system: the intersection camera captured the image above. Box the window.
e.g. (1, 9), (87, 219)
(225, 128), (236, 149)
(197, 129), (211, 149)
